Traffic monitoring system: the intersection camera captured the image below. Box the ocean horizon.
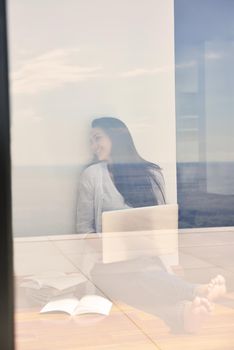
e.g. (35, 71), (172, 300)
(12, 161), (234, 236)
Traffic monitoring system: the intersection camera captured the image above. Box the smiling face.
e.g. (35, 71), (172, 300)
(90, 127), (112, 161)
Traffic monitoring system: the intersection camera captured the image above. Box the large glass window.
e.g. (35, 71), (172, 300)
(175, 0), (234, 228)
(5, 1), (234, 350)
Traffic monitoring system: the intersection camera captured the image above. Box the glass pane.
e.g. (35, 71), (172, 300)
(8, 1), (234, 349)
(175, 0), (234, 228)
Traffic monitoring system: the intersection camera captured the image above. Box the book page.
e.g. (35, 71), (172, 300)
(40, 298), (79, 315)
(23, 272), (87, 290)
(75, 295), (112, 316)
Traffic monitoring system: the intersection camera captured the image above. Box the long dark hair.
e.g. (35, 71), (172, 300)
(91, 117), (165, 207)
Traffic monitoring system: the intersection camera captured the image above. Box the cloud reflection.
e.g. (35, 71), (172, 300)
(11, 48), (102, 95)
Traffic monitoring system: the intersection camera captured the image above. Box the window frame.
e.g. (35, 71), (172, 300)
(0, 0), (15, 349)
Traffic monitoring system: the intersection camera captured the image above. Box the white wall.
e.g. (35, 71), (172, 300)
(9, 0), (177, 236)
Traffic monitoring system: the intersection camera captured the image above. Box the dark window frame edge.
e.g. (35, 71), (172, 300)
(0, 0), (15, 349)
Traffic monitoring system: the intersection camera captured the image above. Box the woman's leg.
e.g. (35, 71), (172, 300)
(91, 262), (191, 331)
(91, 257), (197, 305)
(91, 258), (225, 333)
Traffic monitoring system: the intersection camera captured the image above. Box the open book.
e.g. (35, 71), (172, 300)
(20, 272), (87, 304)
(40, 295), (112, 316)
(21, 271), (87, 290)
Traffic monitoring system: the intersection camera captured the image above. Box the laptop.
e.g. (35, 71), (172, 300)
(101, 204), (178, 269)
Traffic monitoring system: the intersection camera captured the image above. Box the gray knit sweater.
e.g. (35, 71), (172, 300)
(76, 162), (166, 233)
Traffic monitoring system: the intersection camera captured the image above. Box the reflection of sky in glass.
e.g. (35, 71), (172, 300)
(175, 0), (234, 163)
(9, 0), (176, 167)
(10, 1), (179, 236)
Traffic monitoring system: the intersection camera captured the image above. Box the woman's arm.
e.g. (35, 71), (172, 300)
(76, 169), (96, 233)
(150, 168), (166, 205)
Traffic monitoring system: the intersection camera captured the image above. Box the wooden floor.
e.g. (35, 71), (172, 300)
(14, 228), (234, 350)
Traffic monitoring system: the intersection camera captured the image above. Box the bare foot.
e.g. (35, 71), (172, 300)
(196, 275), (226, 301)
(183, 297), (213, 333)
